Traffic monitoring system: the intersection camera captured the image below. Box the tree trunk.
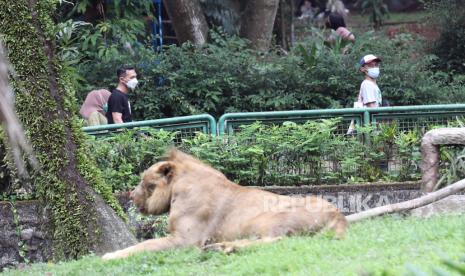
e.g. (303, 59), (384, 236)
(163, 0), (209, 45)
(0, 0), (136, 260)
(346, 178), (465, 223)
(421, 128), (465, 192)
(239, 0), (280, 51)
(273, 0), (294, 51)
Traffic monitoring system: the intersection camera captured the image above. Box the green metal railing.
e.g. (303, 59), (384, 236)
(82, 104), (465, 138)
(218, 109), (365, 136)
(83, 114), (217, 138)
(214, 104), (465, 184)
(83, 104), (465, 185)
(218, 104), (465, 135)
(368, 104), (465, 132)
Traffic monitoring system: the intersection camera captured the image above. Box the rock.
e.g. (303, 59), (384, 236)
(32, 231), (45, 239)
(409, 195), (465, 218)
(20, 229), (33, 240)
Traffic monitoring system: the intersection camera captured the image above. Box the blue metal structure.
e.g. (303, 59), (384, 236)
(152, 0), (163, 51)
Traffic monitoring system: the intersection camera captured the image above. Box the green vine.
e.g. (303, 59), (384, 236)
(9, 199), (30, 264)
(0, 0), (125, 260)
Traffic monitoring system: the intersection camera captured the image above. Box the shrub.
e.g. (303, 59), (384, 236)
(86, 120), (428, 192)
(74, 30), (464, 121)
(428, 0), (465, 74)
(298, 29), (457, 107)
(360, 0), (390, 29)
(88, 129), (178, 192)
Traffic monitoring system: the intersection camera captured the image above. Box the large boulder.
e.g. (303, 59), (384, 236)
(409, 195), (465, 218)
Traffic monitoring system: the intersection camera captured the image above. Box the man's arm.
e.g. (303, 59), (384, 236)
(112, 112), (123, 124)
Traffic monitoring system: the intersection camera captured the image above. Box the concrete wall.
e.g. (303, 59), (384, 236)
(262, 182), (423, 215)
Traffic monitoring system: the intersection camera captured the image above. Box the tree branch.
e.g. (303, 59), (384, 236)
(0, 41), (38, 177)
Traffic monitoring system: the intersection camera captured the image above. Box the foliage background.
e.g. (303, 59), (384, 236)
(427, 0), (465, 75)
(67, 30), (464, 121)
(87, 120), (430, 192)
(54, 1), (465, 121)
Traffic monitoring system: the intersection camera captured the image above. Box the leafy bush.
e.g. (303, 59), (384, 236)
(298, 29), (462, 107)
(88, 129), (178, 192)
(76, 32), (335, 120)
(57, 0), (154, 62)
(72, 29), (465, 121)
(360, 0), (390, 29)
(428, 0), (465, 74)
(86, 119), (429, 192)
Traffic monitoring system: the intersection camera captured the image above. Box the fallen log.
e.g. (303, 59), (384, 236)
(346, 178), (465, 223)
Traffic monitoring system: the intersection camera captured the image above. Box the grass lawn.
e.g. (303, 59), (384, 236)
(347, 11), (430, 27)
(4, 214), (465, 276)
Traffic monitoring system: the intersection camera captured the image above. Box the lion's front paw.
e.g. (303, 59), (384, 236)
(102, 250), (128, 260)
(202, 242), (236, 254)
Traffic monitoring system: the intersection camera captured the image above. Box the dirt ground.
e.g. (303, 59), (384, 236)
(347, 11), (440, 41)
(383, 22), (440, 41)
(294, 11), (440, 42)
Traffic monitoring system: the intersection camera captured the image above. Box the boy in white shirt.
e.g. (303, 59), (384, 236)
(347, 54), (382, 134)
(357, 54), (382, 107)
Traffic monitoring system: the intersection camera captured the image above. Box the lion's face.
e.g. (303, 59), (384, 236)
(130, 161), (175, 215)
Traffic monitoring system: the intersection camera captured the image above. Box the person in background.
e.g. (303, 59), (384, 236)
(79, 89), (111, 126)
(298, 0), (315, 19)
(326, 12), (355, 42)
(106, 65), (138, 124)
(347, 54), (383, 134)
(358, 54), (382, 107)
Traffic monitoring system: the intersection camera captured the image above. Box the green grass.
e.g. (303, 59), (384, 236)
(4, 214), (465, 275)
(385, 11), (429, 23)
(347, 11), (430, 27)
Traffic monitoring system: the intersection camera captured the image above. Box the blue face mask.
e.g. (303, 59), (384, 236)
(103, 103), (108, 113)
(367, 67), (380, 79)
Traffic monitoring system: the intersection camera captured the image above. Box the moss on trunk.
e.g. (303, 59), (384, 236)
(0, 0), (126, 260)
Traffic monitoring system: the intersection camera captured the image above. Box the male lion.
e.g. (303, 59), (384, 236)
(102, 149), (347, 260)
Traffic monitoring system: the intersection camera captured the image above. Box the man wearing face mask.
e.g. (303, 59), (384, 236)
(357, 54), (382, 108)
(106, 65), (138, 124)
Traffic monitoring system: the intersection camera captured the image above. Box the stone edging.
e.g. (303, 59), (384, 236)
(255, 181), (422, 195)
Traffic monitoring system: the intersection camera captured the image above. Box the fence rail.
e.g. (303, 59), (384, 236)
(368, 104), (465, 132)
(218, 109), (365, 136)
(218, 104), (465, 136)
(82, 114), (217, 139)
(83, 104), (465, 138)
(83, 104), (465, 185)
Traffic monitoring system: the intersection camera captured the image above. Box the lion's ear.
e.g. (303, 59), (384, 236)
(157, 161), (175, 182)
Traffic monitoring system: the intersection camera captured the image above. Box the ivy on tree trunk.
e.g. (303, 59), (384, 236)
(0, 0), (136, 260)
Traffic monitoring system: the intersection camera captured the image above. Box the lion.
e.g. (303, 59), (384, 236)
(102, 149), (347, 260)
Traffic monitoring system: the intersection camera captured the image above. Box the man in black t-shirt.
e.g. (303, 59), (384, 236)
(106, 65), (138, 124)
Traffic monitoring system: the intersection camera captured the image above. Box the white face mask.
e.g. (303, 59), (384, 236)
(126, 78), (138, 90)
(367, 67), (380, 79)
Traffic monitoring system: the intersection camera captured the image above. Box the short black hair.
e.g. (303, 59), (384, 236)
(327, 12), (346, 30)
(117, 65), (135, 79)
